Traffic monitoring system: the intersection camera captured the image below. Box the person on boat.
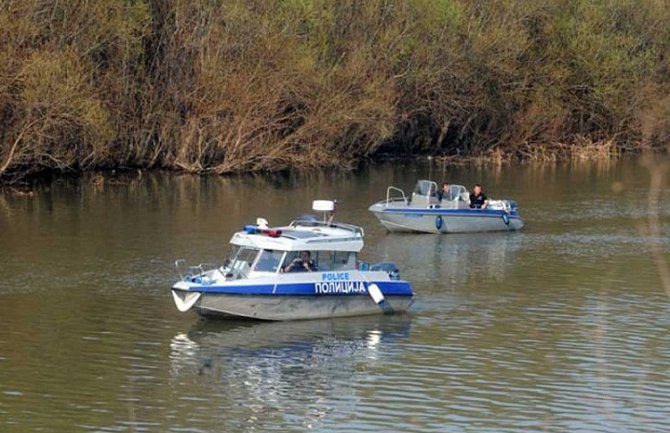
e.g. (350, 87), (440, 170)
(283, 251), (317, 272)
(469, 184), (488, 209)
(437, 182), (450, 201)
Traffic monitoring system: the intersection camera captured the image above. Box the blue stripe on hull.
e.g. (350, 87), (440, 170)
(190, 281), (413, 297)
(378, 208), (521, 219)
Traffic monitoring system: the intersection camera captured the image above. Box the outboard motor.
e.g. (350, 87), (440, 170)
(371, 261), (401, 280)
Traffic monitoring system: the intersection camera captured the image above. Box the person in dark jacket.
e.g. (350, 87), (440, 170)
(469, 184), (488, 209)
(283, 251), (317, 272)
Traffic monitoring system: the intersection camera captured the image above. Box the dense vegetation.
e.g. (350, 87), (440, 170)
(1, 0), (669, 181)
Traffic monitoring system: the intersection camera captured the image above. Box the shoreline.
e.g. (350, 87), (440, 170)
(1, 145), (667, 190)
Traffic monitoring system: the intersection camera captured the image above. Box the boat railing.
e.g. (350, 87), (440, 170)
(175, 259), (219, 280)
(488, 199), (513, 213)
(174, 259), (187, 280)
(385, 186), (408, 206)
(290, 219), (364, 237)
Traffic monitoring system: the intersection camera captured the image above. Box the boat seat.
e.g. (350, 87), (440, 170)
(439, 198), (458, 209)
(411, 193), (439, 207)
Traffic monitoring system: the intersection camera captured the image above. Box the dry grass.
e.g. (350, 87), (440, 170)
(0, 0), (669, 182)
(432, 137), (625, 168)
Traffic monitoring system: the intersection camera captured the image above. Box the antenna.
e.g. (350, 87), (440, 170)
(327, 200), (339, 224)
(427, 155), (433, 181)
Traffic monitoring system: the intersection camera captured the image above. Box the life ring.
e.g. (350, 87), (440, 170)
(435, 215), (443, 230)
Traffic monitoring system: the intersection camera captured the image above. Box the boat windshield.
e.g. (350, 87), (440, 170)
(414, 180), (437, 197)
(254, 249), (284, 273)
(225, 246), (260, 274)
(447, 185), (468, 201)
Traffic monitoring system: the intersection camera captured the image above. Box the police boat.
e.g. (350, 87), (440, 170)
(368, 180), (524, 233)
(171, 200), (414, 320)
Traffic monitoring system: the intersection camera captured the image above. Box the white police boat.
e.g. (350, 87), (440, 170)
(171, 200), (414, 321)
(369, 180), (524, 233)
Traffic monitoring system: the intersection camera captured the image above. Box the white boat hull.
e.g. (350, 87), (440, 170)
(172, 291), (414, 321)
(171, 269), (413, 321)
(369, 204), (523, 233)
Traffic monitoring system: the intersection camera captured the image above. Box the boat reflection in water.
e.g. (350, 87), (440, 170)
(168, 315), (412, 429)
(372, 231), (523, 286)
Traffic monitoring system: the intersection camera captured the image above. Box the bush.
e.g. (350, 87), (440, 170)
(1, 0), (668, 181)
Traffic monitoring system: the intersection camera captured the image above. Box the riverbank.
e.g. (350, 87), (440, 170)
(2, 144), (667, 192)
(3, 135), (659, 185)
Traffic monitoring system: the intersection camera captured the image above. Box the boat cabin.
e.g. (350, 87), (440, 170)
(223, 216), (364, 278)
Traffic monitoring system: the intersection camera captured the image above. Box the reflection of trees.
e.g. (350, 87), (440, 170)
(168, 316), (411, 431)
(640, 155), (669, 296)
(0, 192), (10, 218)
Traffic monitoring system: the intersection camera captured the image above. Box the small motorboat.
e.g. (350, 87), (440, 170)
(368, 180), (524, 233)
(171, 200), (414, 320)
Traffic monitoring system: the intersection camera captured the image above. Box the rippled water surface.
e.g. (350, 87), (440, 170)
(1, 158), (669, 432)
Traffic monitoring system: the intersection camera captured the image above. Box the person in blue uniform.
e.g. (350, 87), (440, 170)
(283, 251), (317, 272)
(469, 184), (488, 209)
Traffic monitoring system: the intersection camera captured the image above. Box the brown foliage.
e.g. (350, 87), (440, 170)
(1, 0), (669, 182)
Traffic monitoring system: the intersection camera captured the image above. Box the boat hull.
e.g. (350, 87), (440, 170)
(175, 292), (414, 321)
(171, 270), (414, 321)
(369, 205), (523, 233)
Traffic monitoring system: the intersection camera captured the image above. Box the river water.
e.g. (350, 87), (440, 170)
(0, 157), (669, 433)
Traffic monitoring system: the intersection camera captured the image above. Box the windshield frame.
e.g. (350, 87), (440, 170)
(223, 246), (261, 275)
